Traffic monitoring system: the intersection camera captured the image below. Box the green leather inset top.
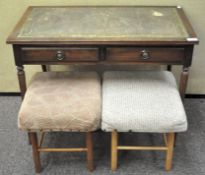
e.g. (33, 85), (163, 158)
(17, 7), (189, 41)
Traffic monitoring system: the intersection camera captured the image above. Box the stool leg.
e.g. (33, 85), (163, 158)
(86, 132), (94, 171)
(111, 131), (118, 171)
(29, 132), (41, 173)
(165, 133), (175, 171)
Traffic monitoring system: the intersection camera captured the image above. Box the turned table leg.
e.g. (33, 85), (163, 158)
(17, 66), (31, 144)
(17, 66), (26, 99)
(175, 67), (189, 145)
(41, 65), (48, 72)
(167, 65), (172, 71)
(179, 67), (189, 100)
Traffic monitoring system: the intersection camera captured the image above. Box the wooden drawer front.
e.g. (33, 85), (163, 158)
(21, 47), (99, 62)
(106, 47), (184, 63)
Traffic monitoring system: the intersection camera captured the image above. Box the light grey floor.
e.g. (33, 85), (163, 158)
(0, 96), (205, 175)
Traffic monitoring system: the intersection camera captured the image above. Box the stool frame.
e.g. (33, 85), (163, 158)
(30, 132), (94, 173)
(111, 131), (175, 171)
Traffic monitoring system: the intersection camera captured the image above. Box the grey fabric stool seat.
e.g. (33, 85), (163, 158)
(102, 71), (187, 171)
(18, 71), (101, 173)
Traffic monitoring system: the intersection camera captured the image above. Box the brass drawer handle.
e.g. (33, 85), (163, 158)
(140, 49), (150, 60)
(56, 51), (65, 61)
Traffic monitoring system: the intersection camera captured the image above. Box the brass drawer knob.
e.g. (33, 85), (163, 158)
(56, 51), (65, 61)
(140, 49), (150, 60)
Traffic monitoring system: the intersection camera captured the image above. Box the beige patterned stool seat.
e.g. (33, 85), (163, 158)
(18, 71), (101, 132)
(102, 71), (188, 133)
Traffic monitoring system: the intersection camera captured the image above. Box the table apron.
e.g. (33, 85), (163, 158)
(13, 45), (192, 67)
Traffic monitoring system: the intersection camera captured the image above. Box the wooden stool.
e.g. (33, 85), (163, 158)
(18, 71), (101, 173)
(102, 71), (187, 171)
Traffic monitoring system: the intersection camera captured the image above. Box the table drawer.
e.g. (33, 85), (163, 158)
(106, 47), (185, 63)
(21, 47), (99, 62)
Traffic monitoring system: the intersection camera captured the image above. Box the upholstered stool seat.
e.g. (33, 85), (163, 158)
(18, 71), (101, 132)
(102, 71), (188, 171)
(102, 71), (187, 133)
(18, 71), (101, 173)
